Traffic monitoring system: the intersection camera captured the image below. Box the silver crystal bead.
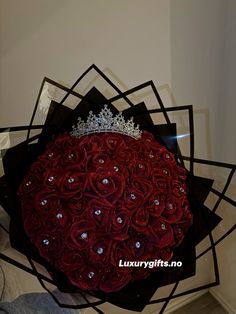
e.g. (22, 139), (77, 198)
(117, 217), (123, 224)
(25, 181), (32, 186)
(138, 164), (144, 169)
(99, 158), (104, 164)
(179, 187), (185, 193)
(68, 177), (75, 183)
(43, 239), (49, 246)
(166, 153), (170, 159)
(178, 227), (182, 233)
(113, 166), (119, 172)
(97, 247), (104, 254)
(102, 178), (109, 185)
(94, 209), (101, 215)
(48, 152), (54, 158)
(81, 232), (88, 239)
(41, 199), (47, 206)
(88, 271), (94, 279)
(68, 153), (74, 159)
(56, 213), (63, 219)
(154, 199), (160, 206)
(149, 154), (154, 158)
(135, 241), (141, 248)
(130, 193), (136, 200)
(48, 176), (54, 182)
(161, 223), (166, 230)
(168, 203), (173, 210)
(163, 169), (168, 175)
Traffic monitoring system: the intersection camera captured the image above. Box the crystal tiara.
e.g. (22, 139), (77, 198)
(70, 105), (142, 139)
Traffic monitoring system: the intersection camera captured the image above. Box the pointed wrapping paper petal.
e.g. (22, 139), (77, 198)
(1, 67), (233, 313)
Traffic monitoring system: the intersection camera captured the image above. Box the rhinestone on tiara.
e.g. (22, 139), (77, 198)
(70, 105), (142, 140)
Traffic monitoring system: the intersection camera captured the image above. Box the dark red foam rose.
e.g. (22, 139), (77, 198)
(35, 233), (64, 262)
(86, 170), (125, 204)
(102, 133), (127, 152)
(89, 235), (112, 263)
(69, 220), (95, 250)
(146, 194), (166, 217)
(53, 132), (77, 151)
(29, 161), (46, 176)
(61, 146), (87, 170)
(43, 208), (72, 233)
(171, 180), (188, 198)
(131, 207), (150, 232)
(66, 196), (85, 216)
(99, 267), (131, 293)
(110, 207), (131, 240)
(149, 218), (175, 249)
(115, 147), (138, 164)
(86, 152), (111, 171)
(79, 134), (104, 153)
(85, 198), (114, 228)
(161, 196), (185, 223)
(152, 160), (178, 180)
(18, 175), (41, 196)
(126, 235), (153, 260)
(110, 241), (134, 267)
(56, 247), (85, 272)
(59, 171), (87, 198)
(130, 159), (152, 178)
(68, 264), (102, 290)
(34, 190), (62, 213)
(42, 168), (63, 189)
(132, 177), (153, 198)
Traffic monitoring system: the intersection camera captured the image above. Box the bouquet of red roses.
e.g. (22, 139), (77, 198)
(0, 65), (235, 313)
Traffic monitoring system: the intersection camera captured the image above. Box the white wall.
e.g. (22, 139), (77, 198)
(170, 1), (236, 313)
(0, 0), (171, 127)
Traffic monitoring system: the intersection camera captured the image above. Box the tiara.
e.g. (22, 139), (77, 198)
(70, 105), (142, 139)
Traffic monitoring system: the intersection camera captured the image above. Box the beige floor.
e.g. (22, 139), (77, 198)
(171, 292), (228, 314)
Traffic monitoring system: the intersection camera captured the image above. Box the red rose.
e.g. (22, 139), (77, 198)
(110, 241), (133, 267)
(130, 160), (152, 178)
(85, 198), (113, 228)
(149, 218), (175, 249)
(66, 196), (85, 216)
(86, 152), (111, 171)
(110, 207), (131, 240)
(35, 232), (64, 262)
(86, 170), (125, 204)
(131, 207), (150, 232)
(79, 134), (104, 153)
(69, 220), (95, 250)
(56, 247), (85, 272)
(18, 175), (40, 196)
(61, 146), (87, 170)
(59, 170), (87, 198)
(53, 133), (77, 151)
(99, 267), (131, 293)
(102, 133), (127, 152)
(161, 196), (184, 223)
(34, 190), (62, 213)
(68, 264), (102, 290)
(89, 236), (112, 263)
(146, 194), (166, 217)
(43, 208), (72, 233)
